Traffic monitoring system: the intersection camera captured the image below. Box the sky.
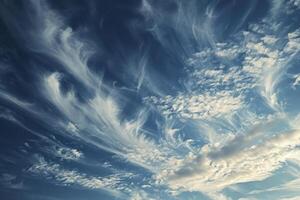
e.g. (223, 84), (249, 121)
(0, 0), (300, 199)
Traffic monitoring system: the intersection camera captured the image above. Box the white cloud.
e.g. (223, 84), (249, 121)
(130, 190), (155, 200)
(43, 72), (165, 171)
(145, 92), (242, 120)
(66, 122), (79, 134)
(54, 147), (83, 161)
(137, 3), (300, 197)
(290, 0), (300, 9)
(0, 0), (165, 175)
(285, 29), (300, 54)
(27, 0), (98, 89)
(28, 156), (131, 197)
(2, 0), (300, 199)
(281, 198), (300, 200)
(0, 0), (167, 178)
(261, 35), (278, 45)
(0, 90), (33, 111)
(293, 74), (300, 88)
(155, 128), (300, 194)
(147, 20), (300, 117)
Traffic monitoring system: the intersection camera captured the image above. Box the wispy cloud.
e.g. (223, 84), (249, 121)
(1, 0), (300, 199)
(28, 156), (132, 198)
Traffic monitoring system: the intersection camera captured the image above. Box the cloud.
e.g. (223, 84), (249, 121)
(0, 90), (33, 111)
(1, 0), (300, 199)
(52, 147), (83, 161)
(3, 0), (161, 172)
(145, 91), (243, 120)
(28, 156), (131, 197)
(293, 74), (300, 88)
(147, 9), (300, 118)
(42, 71), (165, 171)
(130, 190), (155, 200)
(26, 0), (99, 89)
(289, 0), (300, 9)
(155, 128), (300, 194)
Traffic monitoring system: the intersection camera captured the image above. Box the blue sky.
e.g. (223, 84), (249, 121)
(0, 0), (300, 199)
